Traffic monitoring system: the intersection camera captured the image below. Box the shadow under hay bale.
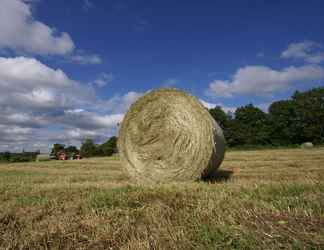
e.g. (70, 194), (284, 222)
(201, 169), (234, 183)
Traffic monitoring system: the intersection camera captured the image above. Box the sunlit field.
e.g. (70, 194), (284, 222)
(1, 148), (324, 249)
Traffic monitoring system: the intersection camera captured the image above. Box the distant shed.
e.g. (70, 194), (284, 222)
(36, 154), (51, 162)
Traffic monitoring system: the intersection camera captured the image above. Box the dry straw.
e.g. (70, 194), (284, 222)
(118, 88), (225, 184)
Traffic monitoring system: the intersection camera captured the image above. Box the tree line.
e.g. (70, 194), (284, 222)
(79, 136), (118, 158)
(0, 151), (40, 163)
(50, 136), (118, 159)
(209, 87), (324, 147)
(0, 136), (118, 162)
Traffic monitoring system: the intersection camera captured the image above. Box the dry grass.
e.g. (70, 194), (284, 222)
(0, 148), (324, 249)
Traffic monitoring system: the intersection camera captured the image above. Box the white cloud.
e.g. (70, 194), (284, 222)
(200, 99), (271, 113)
(65, 129), (103, 141)
(256, 102), (271, 113)
(199, 100), (216, 109)
(207, 65), (324, 98)
(0, 56), (142, 152)
(199, 99), (236, 113)
(0, 57), (95, 110)
(0, 108), (48, 128)
(0, 0), (75, 55)
(0, 0), (103, 61)
(62, 110), (123, 130)
(70, 54), (102, 65)
(0, 123), (36, 152)
(96, 91), (144, 113)
(93, 73), (114, 87)
(0, 57), (73, 88)
(281, 41), (324, 64)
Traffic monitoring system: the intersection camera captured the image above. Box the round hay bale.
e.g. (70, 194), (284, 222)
(301, 142), (314, 149)
(118, 88), (226, 184)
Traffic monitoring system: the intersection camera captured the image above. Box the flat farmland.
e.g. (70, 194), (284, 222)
(0, 148), (324, 249)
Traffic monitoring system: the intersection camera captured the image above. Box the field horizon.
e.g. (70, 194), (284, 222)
(1, 148), (324, 249)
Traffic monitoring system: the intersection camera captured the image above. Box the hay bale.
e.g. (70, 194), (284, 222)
(301, 142), (314, 149)
(118, 88), (226, 184)
(36, 154), (51, 162)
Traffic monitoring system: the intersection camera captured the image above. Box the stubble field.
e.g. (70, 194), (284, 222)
(0, 148), (324, 249)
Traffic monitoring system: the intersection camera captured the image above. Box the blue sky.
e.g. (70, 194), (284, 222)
(0, 0), (324, 152)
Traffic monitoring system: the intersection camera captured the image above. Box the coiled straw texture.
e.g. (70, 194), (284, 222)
(118, 88), (225, 184)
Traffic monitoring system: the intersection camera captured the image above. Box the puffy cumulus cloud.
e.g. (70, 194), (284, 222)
(207, 65), (324, 98)
(0, 0), (75, 55)
(199, 99), (236, 113)
(0, 56), (141, 152)
(0, 0), (101, 61)
(281, 41), (324, 64)
(0, 57), (73, 88)
(0, 57), (95, 110)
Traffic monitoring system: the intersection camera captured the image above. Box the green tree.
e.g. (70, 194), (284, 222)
(292, 88), (324, 143)
(269, 100), (298, 145)
(100, 136), (118, 156)
(231, 104), (270, 146)
(3, 151), (11, 161)
(209, 106), (229, 129)
(80, 139), (97, 158)
(209, 106), (233, 144)
(65, 146), (79, 158)
(51, 144), (65, 158)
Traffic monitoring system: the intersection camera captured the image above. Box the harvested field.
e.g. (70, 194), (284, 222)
(0, 148), (324, 249)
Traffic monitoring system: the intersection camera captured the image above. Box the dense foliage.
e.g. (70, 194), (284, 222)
(80, 137), (118, 158)
(48, 137), (118, 159)
(50, 143), (65, 157)
(99, 136), (118, 156)
(50, 144), (80, 159)
(0, 151), (39, 163)
(209, 87), (324, 147)
(47, 137), (118, 159)
(80, 139), (98, 158)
